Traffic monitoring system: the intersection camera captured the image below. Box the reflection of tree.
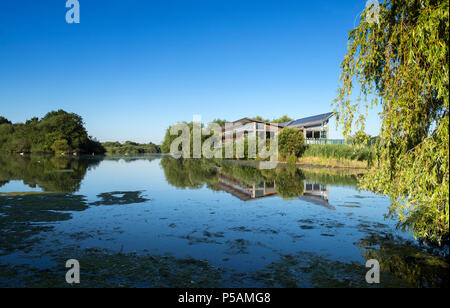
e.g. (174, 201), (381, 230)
(261, 166), (305, 199)
(160, 158), (368, 201)
(104, 156), (160, 164)
(160, 158), (307, 200)
(357, 234), (449, 288)
(160, 157), (218, 189)
(219, 163), (305, 200)
(300, 168), (361, 187)
(219, 163), (266, 186)
(0, 155), (102, 192)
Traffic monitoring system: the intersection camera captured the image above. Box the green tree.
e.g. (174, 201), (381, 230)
(278, 127), (306, 160)
(0, 116), (11, 125)
(334, 0), (448, 242)
(0, 110), (105, 154)
(272, 115), (293, 123)
(51, 139), (72, 154)
(253, 116), (270, 122)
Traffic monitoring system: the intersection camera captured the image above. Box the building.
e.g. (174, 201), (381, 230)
(278, 112), (334, 140)
(221, 117), (280, 144)
(221, 112), (336, 144)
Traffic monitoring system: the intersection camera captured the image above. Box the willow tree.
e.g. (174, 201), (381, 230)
(334, 0), (448, 243)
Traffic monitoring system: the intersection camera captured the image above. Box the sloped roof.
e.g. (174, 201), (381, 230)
(232, 117), (268, 124)
(280, 112), (334, 128)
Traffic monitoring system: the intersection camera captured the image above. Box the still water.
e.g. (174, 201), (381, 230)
(0, 155), (448, 287)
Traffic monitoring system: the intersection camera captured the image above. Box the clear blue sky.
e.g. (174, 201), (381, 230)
(0, 0), (381, 143)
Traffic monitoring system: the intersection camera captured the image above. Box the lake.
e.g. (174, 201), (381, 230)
(0, 154), (448, 287)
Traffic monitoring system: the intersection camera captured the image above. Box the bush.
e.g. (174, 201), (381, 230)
(278, 127), (305, 159)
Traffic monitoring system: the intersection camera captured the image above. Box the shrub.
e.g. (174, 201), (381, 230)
(278, 127), (305, 159)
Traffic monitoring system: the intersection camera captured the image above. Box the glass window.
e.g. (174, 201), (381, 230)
(306, 131), (313, 138)
(314, 131), (320, 139)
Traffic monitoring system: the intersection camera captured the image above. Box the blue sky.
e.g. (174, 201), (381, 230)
(0, 0), (381, 143)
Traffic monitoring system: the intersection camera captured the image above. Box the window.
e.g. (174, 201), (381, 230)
(314, 131), (320, 139)
(321, 131), (327, 139)
(306, 131), (313, 138)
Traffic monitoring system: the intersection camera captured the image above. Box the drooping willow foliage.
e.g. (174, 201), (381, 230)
(334, 0), (448, 243)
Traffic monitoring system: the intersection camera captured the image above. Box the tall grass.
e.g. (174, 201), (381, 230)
(303, 144), (374, 162)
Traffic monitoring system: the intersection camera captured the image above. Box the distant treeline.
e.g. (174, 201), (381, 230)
(102, 141), (161, 155)
(0, 110), (105, 154)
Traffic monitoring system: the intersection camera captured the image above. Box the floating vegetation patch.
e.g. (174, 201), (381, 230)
(202, 230), (225, 238)
(299, 225), (314, 230)
(357, 234), (449, 288)
(178, 234), (223, 245)
(0, 191), (150, 256)
(356, 221), (390, 235)
(258, 228), (279, 235)
(252, 251), (411, 288)
(225, 239), (251, 255)
(298, 219), (315, 224)
(337, 204), (361, 208)
(89, 191), (150, 206)
(320, 221), (345, 229)
(230, 226), (252, 232)
(320, 233), (336, 237)
(0, 193), (88, 255)
(0, 248), (224, 288)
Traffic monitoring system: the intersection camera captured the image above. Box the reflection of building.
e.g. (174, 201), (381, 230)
(220, 112), (340, 145)
(215, 174), (333, 209)
(299, 181), (334, 210)
(215, 174), (277, 201)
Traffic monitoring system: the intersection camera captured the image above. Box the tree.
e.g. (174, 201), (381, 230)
(51, 139), (71, 154)
(278, 127), (305, 160)
(272, 115), (293, 124)
(0, 110), (105, 154)
(0, 116), (11, 125)
(334, 0), (448, 243)
(253, 116), (270, 122)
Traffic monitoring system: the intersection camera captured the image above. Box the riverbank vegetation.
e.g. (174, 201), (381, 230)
(160, 121), (373, 167)
(334, 0), (449, 243)
(297, 144), (374, 168)
(0, 110), (105, 154)
(102, 141), (161, 155)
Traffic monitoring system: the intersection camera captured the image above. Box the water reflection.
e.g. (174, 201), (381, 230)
(0, 154), (101, 193)
(160, 157), (361, 209)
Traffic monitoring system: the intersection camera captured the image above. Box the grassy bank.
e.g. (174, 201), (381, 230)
(285, 144), (374, 168)
(297, 156), (369, 168)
